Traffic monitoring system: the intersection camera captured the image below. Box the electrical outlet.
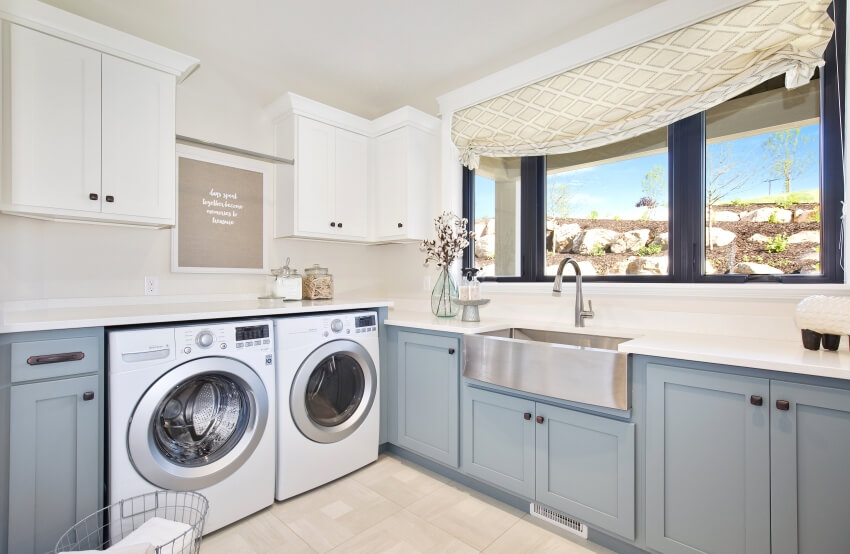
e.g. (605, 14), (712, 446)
(144, 276), (159, 296)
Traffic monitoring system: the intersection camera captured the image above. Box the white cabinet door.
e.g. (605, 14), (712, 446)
(374, 129), (408, 239)
(334, 128), (369, 239)
(9, 25), (101, 212)
(101, 55), (176, 222)
(295, 117), (336, 236)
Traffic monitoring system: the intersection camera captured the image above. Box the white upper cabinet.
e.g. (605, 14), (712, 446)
(101, 54), (176, 222)
(267, 93), (439, 243)
(8, 24), (102, 213)
(0, 3), (197, 227)
(372, 118), (439, 242)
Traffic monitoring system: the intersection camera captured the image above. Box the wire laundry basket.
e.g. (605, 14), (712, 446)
(54, 490), (208, 554)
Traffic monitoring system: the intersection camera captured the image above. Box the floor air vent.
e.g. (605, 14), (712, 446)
(529, 503), (588, 539)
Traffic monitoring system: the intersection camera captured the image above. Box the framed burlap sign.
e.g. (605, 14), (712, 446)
(172, 144), (272, 274)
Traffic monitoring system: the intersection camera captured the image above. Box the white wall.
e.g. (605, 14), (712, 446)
(0, 63), (413, 303)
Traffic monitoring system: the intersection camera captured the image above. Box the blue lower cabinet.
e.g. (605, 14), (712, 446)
(646, 362), (770, 554)
(395, 331), (460, 467)
(462, 386), (536, 498)
(535, 403), (635, 541)
(771, 380), (850, 554)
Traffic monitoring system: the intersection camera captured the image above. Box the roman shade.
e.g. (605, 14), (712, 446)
(452, 0), (834, 169)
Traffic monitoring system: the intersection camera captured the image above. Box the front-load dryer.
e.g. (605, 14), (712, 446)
(274, 311), (380, 500)
(108, 320), (275, 533)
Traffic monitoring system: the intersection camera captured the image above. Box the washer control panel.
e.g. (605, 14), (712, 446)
(178, 321), (273, 356)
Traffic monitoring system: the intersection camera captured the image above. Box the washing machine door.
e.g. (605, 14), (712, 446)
(291, 340), (377, 444)
(127, 356), (269, 490)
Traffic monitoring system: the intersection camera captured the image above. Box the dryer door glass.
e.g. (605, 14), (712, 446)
(291, 340), (377, 444)
(154, 374), (249, 466)
(305, 354), (365, 427)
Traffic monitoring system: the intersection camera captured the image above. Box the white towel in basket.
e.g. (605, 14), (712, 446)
(72, 543), (154, 553)
(111, 517), (192, 552)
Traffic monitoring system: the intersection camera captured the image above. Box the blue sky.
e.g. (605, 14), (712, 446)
(474, 124), (820, 219)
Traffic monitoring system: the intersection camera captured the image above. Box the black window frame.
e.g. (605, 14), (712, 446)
(463, 0), (845, 284)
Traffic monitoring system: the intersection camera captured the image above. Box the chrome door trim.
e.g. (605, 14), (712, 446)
(290, 340), (377, 444)
(127, 356), (269, 490)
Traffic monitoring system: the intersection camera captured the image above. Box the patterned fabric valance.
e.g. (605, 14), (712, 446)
(452, 0), (834, 169)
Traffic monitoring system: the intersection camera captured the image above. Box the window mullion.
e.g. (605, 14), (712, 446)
(669, 112), (705, 282)
(520, 156), (545, 281)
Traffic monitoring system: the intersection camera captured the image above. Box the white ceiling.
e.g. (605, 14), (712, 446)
(41, 0), (663, 119)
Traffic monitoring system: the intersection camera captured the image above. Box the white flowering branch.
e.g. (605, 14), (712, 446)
(421, 211), (473, 268)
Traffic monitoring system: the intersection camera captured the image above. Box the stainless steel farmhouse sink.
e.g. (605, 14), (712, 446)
(463, 328), (631, 410)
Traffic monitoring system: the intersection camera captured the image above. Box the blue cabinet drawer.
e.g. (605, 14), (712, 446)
(11, 335), (100, 383)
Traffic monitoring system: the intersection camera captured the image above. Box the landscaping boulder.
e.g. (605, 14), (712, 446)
(707, 227), (736, 248)
(624, 256), (668, 275)
(576, 228), (620, 255)
(713, 211), (740, 222)
(800, 250), (820, 263)
(474, 234), (495, 259)
(793, 209), (817, 222)
(739, 207), (792, 223)
(731, 262), (783, 275)
(610, 229), (650, 254)
(650, 232), (669, 251)
(704, 260), (717, 274)
(748, 233), (769, 243)
(787, 230), (820, 244)
(553, 223), (582, 253)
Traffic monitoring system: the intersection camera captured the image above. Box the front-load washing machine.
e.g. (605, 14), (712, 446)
(108, 320), (275, 533)
(274, 311), (380, 500)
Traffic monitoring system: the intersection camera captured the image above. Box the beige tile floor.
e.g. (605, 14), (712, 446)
(202, 453), (614, 554)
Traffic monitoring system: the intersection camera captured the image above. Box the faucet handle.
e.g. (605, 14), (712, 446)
(583, 299), (594, 318)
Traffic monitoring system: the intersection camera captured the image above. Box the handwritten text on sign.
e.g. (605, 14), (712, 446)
(203, 188), (244, 225)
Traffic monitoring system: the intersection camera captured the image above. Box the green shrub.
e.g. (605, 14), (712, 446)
(589, 243), (606, 256)
(730, 198), (750, 206)
(767, 210), (780, 223)
(587, 209), (599, 220)
(812, 210), (821, 223)
(766, 233), (788, 253)
(636, 243), (663, 256)
(775, 199), (794, 210)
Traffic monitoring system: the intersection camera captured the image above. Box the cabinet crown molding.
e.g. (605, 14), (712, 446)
(0, 0), (199, 81)
(264, 92), (439, 138)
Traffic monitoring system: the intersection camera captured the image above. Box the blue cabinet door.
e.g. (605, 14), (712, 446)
(536, 402), (635, 540)
(396, 331), (460, 467)
(462, 386), (536, 498)
(8, 374), (100, 554)
(771, 380), (850, 554)
(646, 363), (770, 554)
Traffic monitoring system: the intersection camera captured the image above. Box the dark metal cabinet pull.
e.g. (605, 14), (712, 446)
(397, 222), (403, 228)
(338, 222), (343, 228)
(82, 391), (95, 401)
(89, 193), (98, 200)
(27, 352), (85, 365)
(750, 395), (763, 406)
(448, 348), (455, 355)
(776, 399), (791, 411)
(536, 416), (545, 424)
(105, 195), (115, 203)
(330, 222), (336, 227)
(523, 412), (532, 420)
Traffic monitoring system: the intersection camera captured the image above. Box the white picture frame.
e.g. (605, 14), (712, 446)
(171, 144), (273, 274)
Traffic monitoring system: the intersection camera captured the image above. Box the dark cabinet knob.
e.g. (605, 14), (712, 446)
(338, 222), (343, 228)
(330, 222), (336, 227)
(523, 412), (532, 421)
(536, 416), (544, 424)
(89, 193), (98, 200)
(750, 395), (763, 406)
(448, 348), (455, 355)
(105, 195), (114, 203)
(398, 222), (403, 228)
(776, 399), (791, 411)
(82, 391), (95, 401)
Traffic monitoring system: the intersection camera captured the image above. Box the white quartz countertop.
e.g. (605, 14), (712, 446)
(384, 310), (850, 381)
(0, 296), (393, 333)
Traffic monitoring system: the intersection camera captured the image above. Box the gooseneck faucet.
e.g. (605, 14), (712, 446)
(553, 257), (594, 327)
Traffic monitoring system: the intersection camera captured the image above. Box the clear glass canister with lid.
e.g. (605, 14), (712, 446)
(270, 257), (302, 300)
(303, 264), (334, 299)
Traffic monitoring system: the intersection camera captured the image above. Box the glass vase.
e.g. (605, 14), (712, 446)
(431, 267), (460, 318)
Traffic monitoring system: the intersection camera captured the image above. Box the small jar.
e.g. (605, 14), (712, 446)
(303, 264), (334, 299)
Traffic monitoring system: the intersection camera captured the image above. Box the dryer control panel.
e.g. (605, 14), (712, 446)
(177, 322), (273, 356)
